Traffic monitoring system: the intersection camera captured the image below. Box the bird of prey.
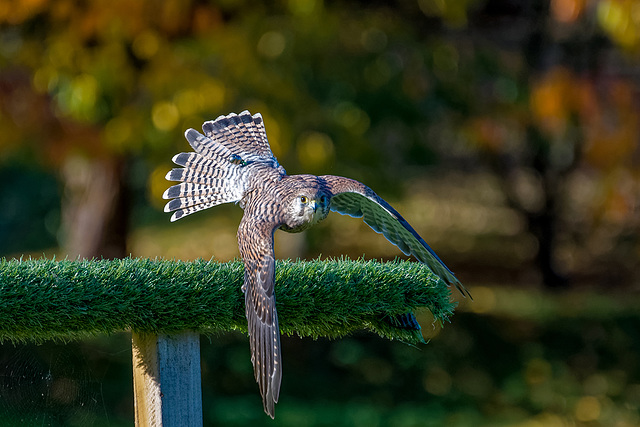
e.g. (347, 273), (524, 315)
(163, 110), (468, 418)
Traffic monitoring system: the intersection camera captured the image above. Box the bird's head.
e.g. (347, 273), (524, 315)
(280, 177), (331, 233)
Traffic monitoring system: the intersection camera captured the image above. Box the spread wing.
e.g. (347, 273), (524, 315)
(163, 111), (285, 222)
(321, 175), (471, 298)
(238, 215), (282, 418)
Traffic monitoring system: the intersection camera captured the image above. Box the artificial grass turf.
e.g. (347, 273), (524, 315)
(0, 257), (456, 344)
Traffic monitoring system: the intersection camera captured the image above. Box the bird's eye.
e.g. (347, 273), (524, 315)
(299, 196), (308, 204)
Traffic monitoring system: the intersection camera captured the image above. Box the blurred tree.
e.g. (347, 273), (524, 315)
(0, 0), (446, 257)
(428, 0), (640, 286)
(0, 0), (638, 284)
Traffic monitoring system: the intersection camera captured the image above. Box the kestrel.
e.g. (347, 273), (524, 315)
(163, 110), (468, 417)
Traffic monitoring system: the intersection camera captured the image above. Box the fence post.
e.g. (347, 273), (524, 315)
(131, 331), (203, 426)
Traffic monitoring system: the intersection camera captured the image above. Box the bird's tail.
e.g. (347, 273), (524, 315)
(163, 139), (245, 222)
(163, 111), (283, 222)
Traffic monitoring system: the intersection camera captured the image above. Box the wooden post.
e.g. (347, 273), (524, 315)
(132, 331), (203, 426)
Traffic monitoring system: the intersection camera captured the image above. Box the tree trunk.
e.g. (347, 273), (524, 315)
(527, 210), (568, 288)
(60, 155), (128, 259)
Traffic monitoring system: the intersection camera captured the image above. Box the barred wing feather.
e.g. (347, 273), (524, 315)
(238, 216), (282, 418)
(322, 175), (470, 298)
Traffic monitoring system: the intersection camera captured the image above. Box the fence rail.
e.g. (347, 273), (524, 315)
(0, 257), (455, 425)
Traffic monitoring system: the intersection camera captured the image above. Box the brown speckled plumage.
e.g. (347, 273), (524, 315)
(164, 111), (469, 418)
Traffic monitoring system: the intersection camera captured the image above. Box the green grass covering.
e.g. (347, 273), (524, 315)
(0, 258), (455, 344)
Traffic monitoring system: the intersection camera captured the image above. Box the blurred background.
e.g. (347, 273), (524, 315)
(0, 0), (639, 425)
